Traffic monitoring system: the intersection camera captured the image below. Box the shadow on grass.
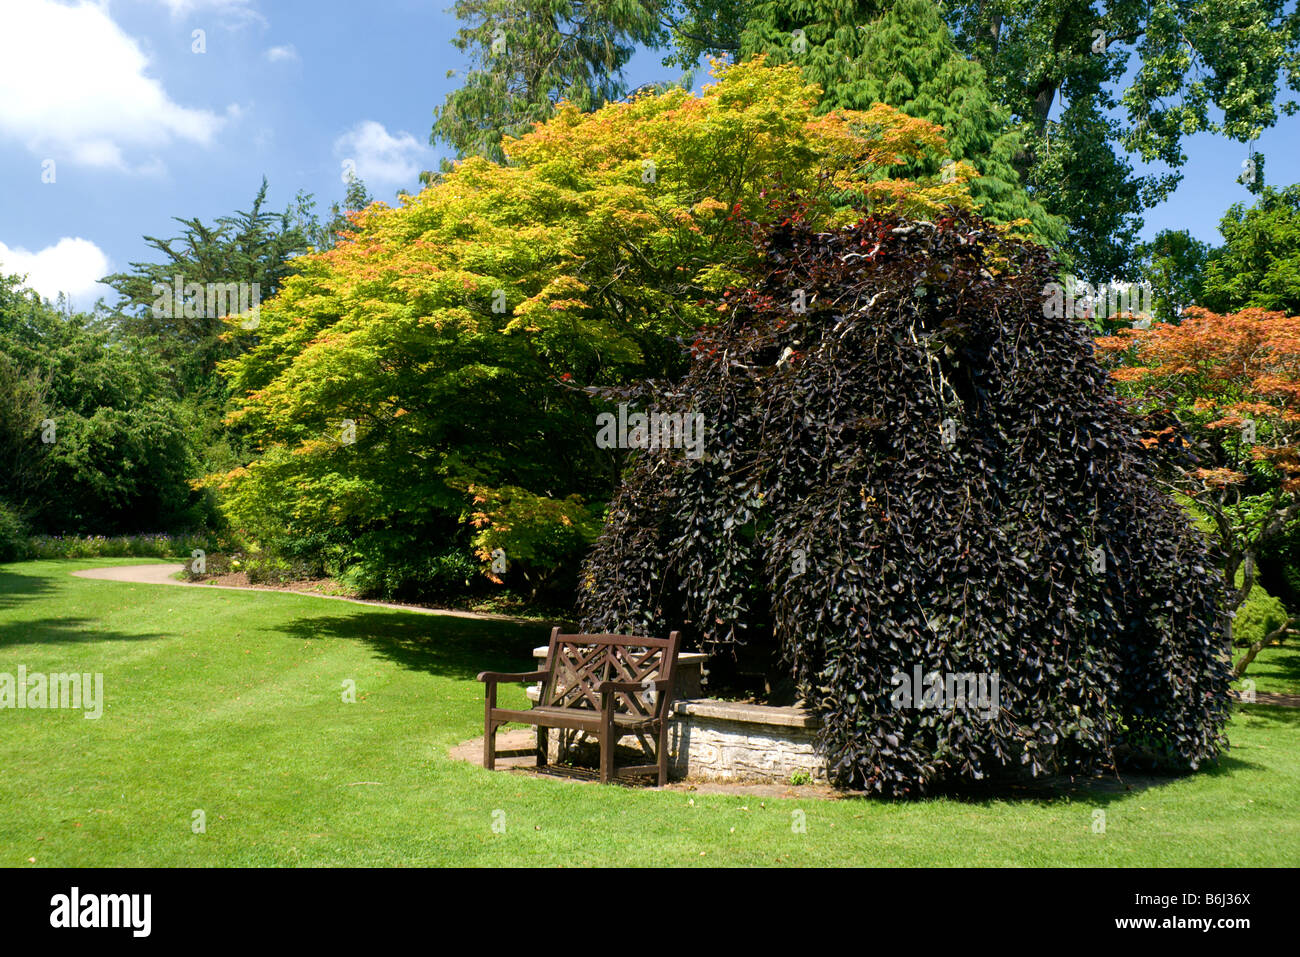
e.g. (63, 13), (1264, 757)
(264, 603), (1300, 805)
(0, 616), (168, 647)
(866, 773), (1171, 808)
(0, 567), (57, 612)
(1230, 701), (1300, 728)
(273, 610), (551, 682)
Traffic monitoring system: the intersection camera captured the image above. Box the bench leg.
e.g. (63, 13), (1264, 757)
(536, 725), (548, 768)
(483, 684), (497, 771)
(657, 723), (669, 787)
(483, 720), (496, 771)
(599, 718), (615, 784)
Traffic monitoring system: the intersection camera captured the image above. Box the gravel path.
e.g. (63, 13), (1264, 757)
(71, 563), (187, 585)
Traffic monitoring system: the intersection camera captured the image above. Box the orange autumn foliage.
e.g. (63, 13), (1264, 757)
(1096, 306), (1300, 491)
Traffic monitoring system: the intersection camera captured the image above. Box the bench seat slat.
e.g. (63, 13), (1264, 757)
(488, 706), (660, 731)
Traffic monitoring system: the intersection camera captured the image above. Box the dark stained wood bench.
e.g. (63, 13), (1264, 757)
(477, 628), (682, 785)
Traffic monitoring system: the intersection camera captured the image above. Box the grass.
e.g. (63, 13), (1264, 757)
(1, 558), (1297, 866)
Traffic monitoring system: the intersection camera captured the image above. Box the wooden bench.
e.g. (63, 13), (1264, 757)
(477, 628), (681, 785)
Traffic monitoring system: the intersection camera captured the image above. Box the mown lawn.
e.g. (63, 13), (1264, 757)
(0, 558), (1296, 867)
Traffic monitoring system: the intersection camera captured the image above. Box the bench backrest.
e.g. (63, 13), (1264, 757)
(539, 629), (681, 720)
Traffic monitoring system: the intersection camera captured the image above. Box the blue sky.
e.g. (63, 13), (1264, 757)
(0, 0), (1294, 311)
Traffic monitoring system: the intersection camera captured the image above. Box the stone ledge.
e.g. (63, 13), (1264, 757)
(672, 698), (821, 729)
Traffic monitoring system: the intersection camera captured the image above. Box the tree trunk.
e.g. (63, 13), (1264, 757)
(1233, 617), (1295, 679)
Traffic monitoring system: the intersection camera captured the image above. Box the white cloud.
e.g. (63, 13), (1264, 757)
(0, 0), (230, 171)
(0, 237), (111, 305)
(265, 44), (298, 63)
(334, 121), (427, 186)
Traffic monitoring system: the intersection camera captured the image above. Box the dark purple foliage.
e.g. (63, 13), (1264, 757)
(578, 209), (1233, 795)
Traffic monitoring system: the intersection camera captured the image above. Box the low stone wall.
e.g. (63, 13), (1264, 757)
(667, 699), (826, 784)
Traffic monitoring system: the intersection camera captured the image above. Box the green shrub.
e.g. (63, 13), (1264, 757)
(25, 533), (215, 560)
(245, 554), (322, 585)
(0, 501), (30, 563)
(177, 550), (238, 580)
(338, 547), (479, 602)
(0, 276), (208, 537)
(1233, 584), (1289, 648)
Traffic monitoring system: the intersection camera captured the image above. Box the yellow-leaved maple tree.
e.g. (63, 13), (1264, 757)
(207, 58), (1010, 602)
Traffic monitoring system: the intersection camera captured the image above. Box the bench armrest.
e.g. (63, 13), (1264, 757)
(477, 669), (549, 684)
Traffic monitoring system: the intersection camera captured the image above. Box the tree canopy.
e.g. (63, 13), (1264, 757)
(737, 0), (1065, 247)
(0, 275), (203, 534)
(662, 0), (1300, 274)
(1137, 228), (1209, 324)
(580, 206), (1232, 794)
(1097, 304), (1300, 676)
(431, 0), (668, 164)
(212, 59), (979, 600)
(1201, 185), (1300, 317)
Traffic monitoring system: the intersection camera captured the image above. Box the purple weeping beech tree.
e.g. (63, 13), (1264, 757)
(578, 207), (1233, 796)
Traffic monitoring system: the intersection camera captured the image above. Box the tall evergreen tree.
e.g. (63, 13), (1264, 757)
(740, 0), (1066, 245)
(101, 178), (315, 398)
(301, 172), (374, 251)
(431, 0), (667, 164)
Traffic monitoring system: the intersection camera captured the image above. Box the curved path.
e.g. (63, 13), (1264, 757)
(70, 563), (532, 623)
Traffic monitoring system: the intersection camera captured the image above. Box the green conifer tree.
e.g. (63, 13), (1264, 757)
(738, 0), (1064, 245)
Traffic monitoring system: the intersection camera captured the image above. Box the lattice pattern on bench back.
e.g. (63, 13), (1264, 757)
(542, 633), (675, 720)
